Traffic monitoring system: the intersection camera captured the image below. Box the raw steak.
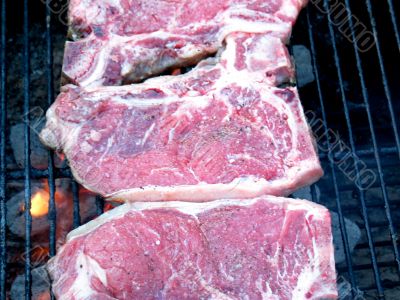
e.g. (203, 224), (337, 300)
(64, 0), (308, 86)
(40, 33), (323, 202)
(47, 196), (337, 300)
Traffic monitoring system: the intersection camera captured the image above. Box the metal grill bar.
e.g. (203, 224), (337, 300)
(338, 261), (400, 272)
(23, 0), (32, 297)
(386, 0), (400, 53)
(305, 6), (357, 293)
(7, 168), (72, 180)
(310, 184), (319, 204)
(72, 180), (81, 228)
(357, 240), (398, 248)
(45, 0), (57, 261)
(344, 0), (400, 277)
(322, 0), (384, 296)
(96, 196), (104, 215)
(364, 0), (400, 160)
(0, 0), (7, 297)
(319, 146), (398, 159)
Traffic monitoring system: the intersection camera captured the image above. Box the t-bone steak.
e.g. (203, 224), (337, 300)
(47, 196), (337, 300)
(40, 33), (323, 202)
(64, 0), (308, 86)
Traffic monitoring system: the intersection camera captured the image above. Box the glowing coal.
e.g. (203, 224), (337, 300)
(7, 179), (98, 248)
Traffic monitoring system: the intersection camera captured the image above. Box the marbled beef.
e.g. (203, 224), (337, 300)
(47, 196), (337, 299)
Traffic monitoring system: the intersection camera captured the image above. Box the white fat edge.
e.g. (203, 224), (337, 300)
(79, 0), (123, 25)
(125, 179), (320, 216)
(59, 252), (109, 300)
(219, 15), (291, 43)
(273, 155), (323, 194)
(66, 189), (269, 241)
(79, 40), (113, 87)
(69, 157), (321, 224)
(107, 164), (323, 202)
(66, 203), (139, 241)
(279, 0), (305, 21)
(67, 176), (327, 242)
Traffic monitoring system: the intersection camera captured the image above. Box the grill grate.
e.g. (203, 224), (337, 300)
(0, 0), (400, 299)
(22, 0), (32, 296)
(0, 0), (7, 298)
(296, 0), (400, 297)
(304, 2), (399, 296)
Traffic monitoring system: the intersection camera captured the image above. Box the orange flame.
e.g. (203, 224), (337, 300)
(30, 190), (49, 217)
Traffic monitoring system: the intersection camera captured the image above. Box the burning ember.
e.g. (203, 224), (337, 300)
(7, 179), (99, 247)
(28, 190), (49, 217)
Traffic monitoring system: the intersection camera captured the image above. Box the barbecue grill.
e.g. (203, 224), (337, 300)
(0, 0), (399, 299)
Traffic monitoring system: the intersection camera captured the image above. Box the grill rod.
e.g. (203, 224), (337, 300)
(386, 0), (400, 53)
(72, 180), (81, 229)
(0, 0), (7, 297)
(306, 6), (357, 295)
(23, 0), (32, 297)
(45, 5), (57, 300)
(322, 0), (388, 296)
